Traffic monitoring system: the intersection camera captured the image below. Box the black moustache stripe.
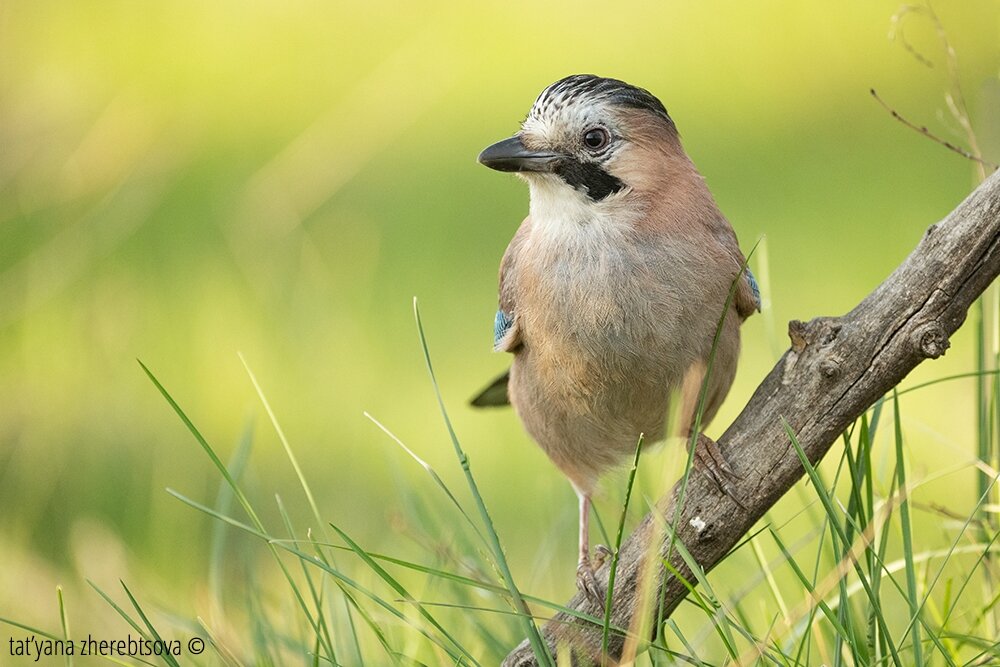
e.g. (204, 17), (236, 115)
(553, 159), (625, 201)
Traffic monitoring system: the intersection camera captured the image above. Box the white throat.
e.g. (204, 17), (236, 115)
(526, 174), (635, 237)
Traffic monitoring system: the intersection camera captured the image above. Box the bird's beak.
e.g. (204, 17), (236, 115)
(478, 136), (561, 173)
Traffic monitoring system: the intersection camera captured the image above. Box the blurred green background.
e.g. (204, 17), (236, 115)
(1, 0), (999, 661)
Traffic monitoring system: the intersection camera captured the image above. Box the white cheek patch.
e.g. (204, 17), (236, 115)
(521, 103), (626, 202)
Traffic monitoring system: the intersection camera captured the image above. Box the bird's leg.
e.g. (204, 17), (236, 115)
(689, 433), (745, 509)
(574, 490), (606, 607)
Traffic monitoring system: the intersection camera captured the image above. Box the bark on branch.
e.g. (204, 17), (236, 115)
(503, 169), (1000, 666)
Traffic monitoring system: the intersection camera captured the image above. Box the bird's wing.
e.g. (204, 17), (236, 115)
(735, 267), (761, 318)
(470, 370), (510, 407)
(494, 309), (515, 349)
(710, 218), (759, 320)
(493, 217), (531, 352)
(469, 218), (532, 409)
(727, 237), (760, 320)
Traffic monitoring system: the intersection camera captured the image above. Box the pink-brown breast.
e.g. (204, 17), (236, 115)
(504, 215), (743, 492)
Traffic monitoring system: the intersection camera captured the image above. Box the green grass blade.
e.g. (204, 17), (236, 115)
(751, 536), (790, 625)
(305, 533), (402, 666)
(172, 487), (603, 627)
(140, 361), (345, 663)
(171, 488), (370, 665)
(665, 619), (707, 666)
(664, 545), (739, 660)
(871, 434), (895, 665)
(769, 527), (852, 640)
(313, 552), (401, 667)
(167, 488), (269, 539)
(271, 540), (481, 663)
(57, 586), (73, 667)
(241, 581), (277, 665)
(667, 573), (743, 662)
(328, 521), (478, 666)
(87, 580), (152, 639)
(195, 617), (246, 667)
(239, 354), (363, 665)
(138, 359), (265, 529)
(397, 599), (638, 640)
(412, 298), (551, 665)
(895, 369), (1000, 397)
(276, 495), (338, 666)
(0, 617), (62, 642)
(208, 420), (254, 609)
(957, 639), (1000, 665)
(364, 411), (486, 546)
(240, 354), (324, 538)
(941, 530), (1000, 630)
(892, 389), (922, 665)
(896, 470), (1000, 652)
(120, 582), (182, 667)
(838, 427), (873, 667)
(277, 537), (622, 629)
(781, 417), (903, 667)
(602, 435), (643, 655)
(824, 493), (959, 666)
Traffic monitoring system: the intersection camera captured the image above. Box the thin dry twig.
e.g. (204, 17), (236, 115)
(870, 88), (999, 170)
(889, 2), (991, 183)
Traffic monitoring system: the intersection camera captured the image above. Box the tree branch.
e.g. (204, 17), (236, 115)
(504, 168), (1000, 666)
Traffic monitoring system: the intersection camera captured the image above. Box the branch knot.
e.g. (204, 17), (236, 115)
(819, 358), (842, 380)
(911, 322), (950, 358)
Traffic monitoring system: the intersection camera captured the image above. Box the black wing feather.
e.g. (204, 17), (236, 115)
(469, 370), (510, 408)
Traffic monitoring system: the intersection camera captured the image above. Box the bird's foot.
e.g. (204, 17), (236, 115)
(691, 433), (746, 509)
(576, 555), (607, 609)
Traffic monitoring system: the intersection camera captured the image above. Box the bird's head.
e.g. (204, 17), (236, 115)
(479, 75), (685, 221)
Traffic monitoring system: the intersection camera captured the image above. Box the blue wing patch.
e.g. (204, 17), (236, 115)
(745, 268), (761, 311)
(494, 309), (514, 348)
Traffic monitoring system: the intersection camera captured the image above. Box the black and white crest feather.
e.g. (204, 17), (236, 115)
(529, 74), (674, 128)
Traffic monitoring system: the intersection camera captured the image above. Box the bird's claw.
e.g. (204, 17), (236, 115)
(576, 557), (606, 609)
(594, 544), (613, 567)
(692, 433), (746, 510)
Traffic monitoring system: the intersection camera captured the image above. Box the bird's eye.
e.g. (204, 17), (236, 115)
(582, 127), (610, 151)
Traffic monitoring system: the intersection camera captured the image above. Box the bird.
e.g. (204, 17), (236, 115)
(470, 74), (759, 603)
